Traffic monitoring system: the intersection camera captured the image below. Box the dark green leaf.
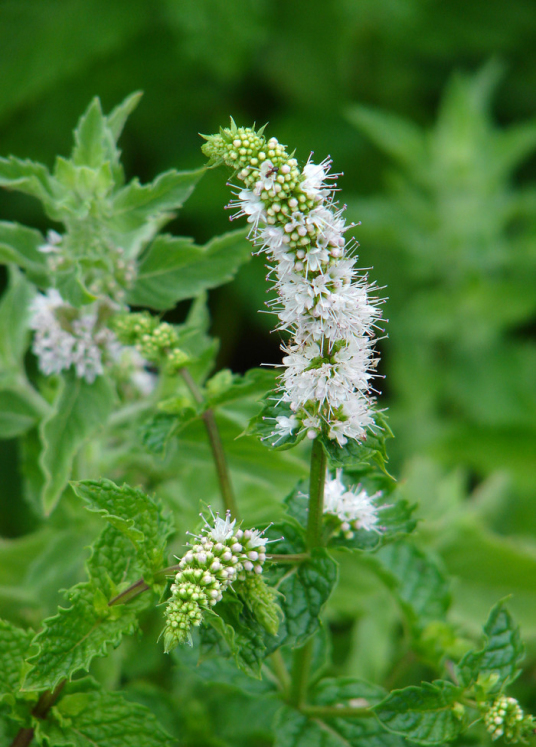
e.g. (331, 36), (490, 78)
(264, 524), (338, 651)
(37, 686), (172, 746)
(247, 390), (307, 450)
(22, 527), (145, 692)
(364, 540), (450, 630)
(204, 367), (276, 409)
(39, 373), (115, 514)
(373, 680), (466, 745)
(321, 412), (394, 476)
(128, 229), (250, 310)
(71, 478), (174, 576)
(0, 619), (33, 699)
(456, 601), (524, 692)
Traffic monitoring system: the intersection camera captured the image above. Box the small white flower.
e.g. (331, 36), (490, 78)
(324, 470), (383, 533)
(38, 229), (63, 254)
(206, 510), (237, 542)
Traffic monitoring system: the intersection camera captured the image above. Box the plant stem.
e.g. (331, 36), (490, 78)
(306, 438), (327, 549)
(267, 553), (309, 564)
(300, 705), (374, 719)
(289, 639), (314, 708)
(10, 681), (66, 747)
(270, 650), (291, 694)
(288, 438), (327, 709)
(180, 368), (240, 519)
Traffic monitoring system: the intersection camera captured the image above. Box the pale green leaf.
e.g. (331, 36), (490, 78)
(0, 222), (47, 284)
(39, 373), (115, 515)
(72, 97), (106, 168)
(0, 267), (35, 371)
(128, 229), (250, 310)
(112, 168), (204, 222)
(0, 390), (40, 439)
(107, 91), (143, 142)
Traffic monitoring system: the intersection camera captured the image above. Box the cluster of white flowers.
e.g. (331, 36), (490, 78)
(323, 469), (383, 538)
(203, 124), (382, 446)
(29, 289), (121, 383)
(164, 509), (270, 650)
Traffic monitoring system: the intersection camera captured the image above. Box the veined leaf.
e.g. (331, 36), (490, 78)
(456, 601), (524, 692)
(364, 540), (450, 630)
(0, 619), (33, 700)
(0, 222), (47, 285)
(112, 168), (204, 223)
(373, 680), (466, 745)
(128, 229), (250, 310)
(36, 684), (172, 746)
(72, 478), (174, 576)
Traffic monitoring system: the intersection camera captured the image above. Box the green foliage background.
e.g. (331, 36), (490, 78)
(0, 1), (535, 744)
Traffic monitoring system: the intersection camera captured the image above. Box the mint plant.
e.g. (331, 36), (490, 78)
(0, 97), (534, 747)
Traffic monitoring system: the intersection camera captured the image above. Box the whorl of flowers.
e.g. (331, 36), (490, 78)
(202, 120), (382, 446)
(484, 696), (535, 743)
(323, 469), (383, 538)
(29, 289), (121, 384)
(163, 510), (269, 651)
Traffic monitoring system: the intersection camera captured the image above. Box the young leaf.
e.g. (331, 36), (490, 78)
(36, 685), (173, 746)
(39, 373), (115, 514)
(107, 91), (143, 142)
(247, 391), (307, 450)
(373, 680), (466, 745)
(72, 97), (107, 168)
(456, 601), (524, 692)
(0, 157), (61, 212)
(204, 367), (276, 409)
(0, 619), (33, 700)
(0, 267), (35, 372)
(321, 412), (394, 476)
(128, 229), (251, 310)
(0, 221), (48, 285)
(71, 478), (174, 576)
(364, 540), (450, 631)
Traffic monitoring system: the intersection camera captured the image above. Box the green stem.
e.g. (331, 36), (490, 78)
(306, 438), (327, 549)
(10, 680), (66, 747)
(267, 553), (309, 564)
(289, 639), (314, 708)
(300, 705), (374, 719)
(180, 368), (240, 519)
(270, 650), (291, 694)
(288, 438), (327, 708)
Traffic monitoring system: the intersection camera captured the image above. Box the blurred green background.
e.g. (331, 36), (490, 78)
(1, 0), (536, 716)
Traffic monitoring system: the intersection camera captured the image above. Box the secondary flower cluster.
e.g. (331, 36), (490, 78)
(113, 312), (190, 372)
(202, 121), (382, 446)
(484, 696), (535, 743)
(29, 289), (120, 383)
(323, 469), (383, 538)
(163, 510), (269, 651)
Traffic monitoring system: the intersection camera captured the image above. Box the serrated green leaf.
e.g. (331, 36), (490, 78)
(202, 595), (268, 679)
(373, 680), (466, 745)
(456, 601), (524, 692)
(321, 412), (394, 476)
(0, 619), (33, 700)
(205, 367), (276, 409)
(364, 541), (450, 631)
(71, 478), (174, 575)
(274, 677), (403, 747)
(139, 409), (198, 456)
(328, 495), (416, 553)
(72, 97), (107, 168)
(0, 221), (48, 284)
(107, 92), (143, 143)
(128, 229), (250, 310)
(22, 526), (145, 692)
(112, 168), (204, 224)
(247, 391), (307, 450)
(39, 373), (115, 514)
(264, 524), (338, 650)
(36, 686), (172, 746)
(0, 157), (60, 210)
